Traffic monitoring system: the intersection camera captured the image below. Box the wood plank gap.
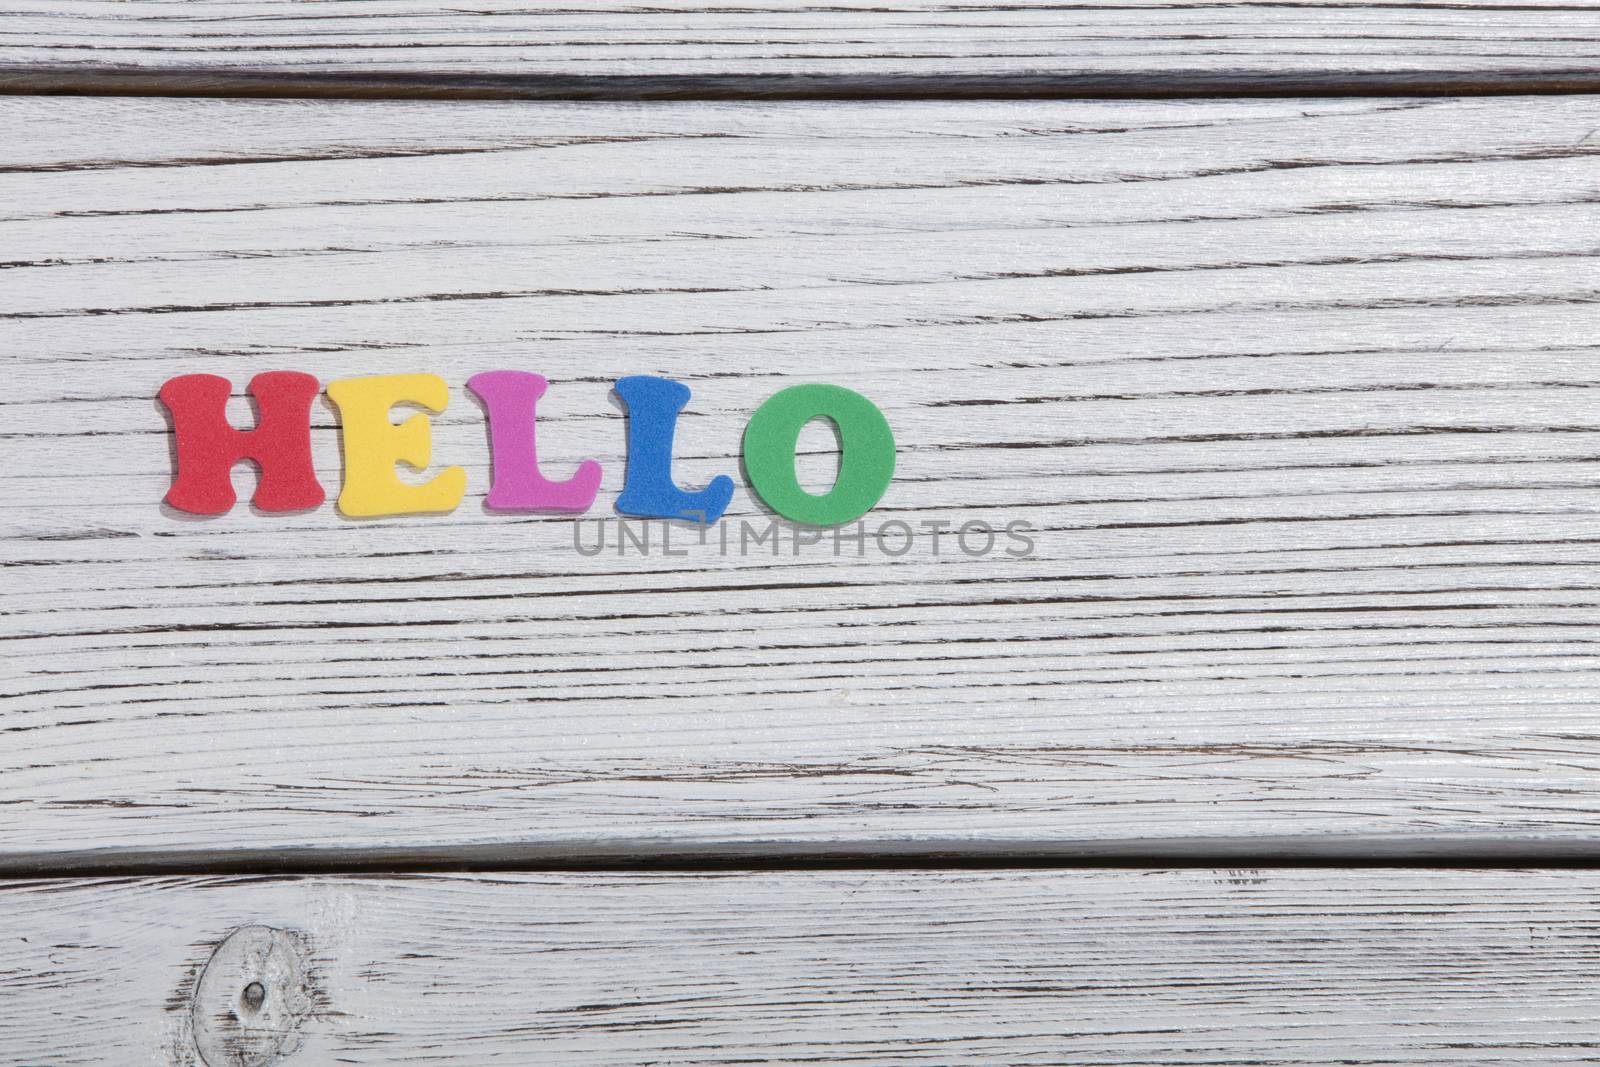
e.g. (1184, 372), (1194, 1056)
(11, 837), (1600, 878)
(7, 65), (1600, 100)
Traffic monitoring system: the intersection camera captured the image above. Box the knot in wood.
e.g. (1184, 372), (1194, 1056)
(192, 925), (312, 1067)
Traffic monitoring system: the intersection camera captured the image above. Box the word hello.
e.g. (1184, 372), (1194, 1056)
(159, 371), (896, 526)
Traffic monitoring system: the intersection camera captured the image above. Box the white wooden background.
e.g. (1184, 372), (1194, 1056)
(13, 868), (1600, 1064)
(4, 0), (1600, 88)
(5, 3), (1600, 1064)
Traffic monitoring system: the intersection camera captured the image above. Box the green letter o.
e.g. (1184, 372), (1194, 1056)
(742, 384), (895, 526)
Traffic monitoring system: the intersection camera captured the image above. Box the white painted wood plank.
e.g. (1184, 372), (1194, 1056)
(2, 0), (1599, 82)
(6, 867), (1600, 1065)
(4, 95), (1600, 858)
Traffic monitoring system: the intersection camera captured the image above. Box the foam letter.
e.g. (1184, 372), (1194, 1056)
(466, 371), (601, 512)
(158, 371), (324, 515)
(326, 374), (466, 517)
(742, 383), (895, 526)
(613, 375), (734, 524)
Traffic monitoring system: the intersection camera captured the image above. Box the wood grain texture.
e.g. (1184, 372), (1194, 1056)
(8, 867), (1600, 1065)
(3, 0), (1600, 97)
(6, 94), (1600, 860)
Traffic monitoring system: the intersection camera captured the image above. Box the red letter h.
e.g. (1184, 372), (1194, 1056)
(158, 372), (324, 515)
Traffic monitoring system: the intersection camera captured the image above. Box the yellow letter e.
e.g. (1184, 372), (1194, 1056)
(327, 374), (467, 518)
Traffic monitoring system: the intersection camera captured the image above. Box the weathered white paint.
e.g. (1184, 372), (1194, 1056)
(5, 95), (1600, 859)
(2, 0), (1597, 79)
(8, 868), (1600, 1065)
(6, 10), (1600, 1064)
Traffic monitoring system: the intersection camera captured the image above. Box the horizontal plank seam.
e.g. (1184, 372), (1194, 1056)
(12, 839), (1600, 878)
(7, 67), (1600, 100)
